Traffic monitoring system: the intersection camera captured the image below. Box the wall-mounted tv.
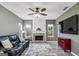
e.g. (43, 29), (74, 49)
(59, 15), (78, 34)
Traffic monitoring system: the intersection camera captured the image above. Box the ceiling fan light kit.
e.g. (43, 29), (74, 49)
(35, 13), (40, 18)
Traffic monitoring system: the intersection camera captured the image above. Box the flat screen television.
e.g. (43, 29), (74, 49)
(59, 15), (78, 34)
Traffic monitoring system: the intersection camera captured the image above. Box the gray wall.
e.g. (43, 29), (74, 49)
(0, 5), (23, 36)
(57, 3), (79, 55)
(46, 20), (57, 41)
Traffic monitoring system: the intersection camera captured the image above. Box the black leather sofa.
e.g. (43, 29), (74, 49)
(0, 34), (30, 56)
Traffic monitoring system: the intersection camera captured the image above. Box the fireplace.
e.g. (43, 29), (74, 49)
(33, 33), (45, 42)
(35, 36), (43, 40)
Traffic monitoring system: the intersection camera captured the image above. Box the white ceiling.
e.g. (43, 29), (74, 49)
(0, 2), (77, 20)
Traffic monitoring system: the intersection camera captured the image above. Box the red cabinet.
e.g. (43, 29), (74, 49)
(58, 37), (71, 52)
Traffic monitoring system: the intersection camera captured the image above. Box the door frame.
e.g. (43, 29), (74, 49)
(46, 20), (57, 41)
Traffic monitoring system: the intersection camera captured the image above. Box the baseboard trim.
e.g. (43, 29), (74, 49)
(71, 51), (78, 56)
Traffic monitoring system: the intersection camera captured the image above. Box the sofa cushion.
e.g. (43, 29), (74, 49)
(8, 35), (20, 42)
(8, 35), (21, 47)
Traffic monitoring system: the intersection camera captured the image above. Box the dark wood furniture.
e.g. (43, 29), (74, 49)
(58, 37), (71, 52)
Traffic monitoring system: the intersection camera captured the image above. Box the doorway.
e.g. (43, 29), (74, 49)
(23, 20), (33, 40)
(46, 20), (57, 41)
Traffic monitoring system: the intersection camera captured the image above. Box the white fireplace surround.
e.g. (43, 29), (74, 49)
(32, 32), (46, 42)
(32, 19), (46, 42)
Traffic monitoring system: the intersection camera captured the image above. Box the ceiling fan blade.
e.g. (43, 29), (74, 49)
(28, 13), (35, 15)
(40, 13), (47, 16)
(29, 8), (35, 12)
(41, 8), (46, 12)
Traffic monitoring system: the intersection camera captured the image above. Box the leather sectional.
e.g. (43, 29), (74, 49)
(0, 34), (30, 56)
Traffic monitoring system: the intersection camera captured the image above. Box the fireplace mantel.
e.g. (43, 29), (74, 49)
(33, 31), (45, 33)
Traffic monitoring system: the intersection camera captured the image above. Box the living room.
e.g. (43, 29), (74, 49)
(0, 2), (79, 57)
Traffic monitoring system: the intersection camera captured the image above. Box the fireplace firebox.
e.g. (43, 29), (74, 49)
(35, 36), (43, 40)
(33, 33), (45, 42)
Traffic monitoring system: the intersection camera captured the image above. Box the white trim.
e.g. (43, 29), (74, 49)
(71, 51), (78, 56)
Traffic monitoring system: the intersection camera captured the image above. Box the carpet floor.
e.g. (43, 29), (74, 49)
(23, 42), (73, 56)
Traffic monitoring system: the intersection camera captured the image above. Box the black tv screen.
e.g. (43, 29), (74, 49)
(59, 15), (78, 34)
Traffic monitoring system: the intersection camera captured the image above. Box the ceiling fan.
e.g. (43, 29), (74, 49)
(28, 7), (47, 17)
